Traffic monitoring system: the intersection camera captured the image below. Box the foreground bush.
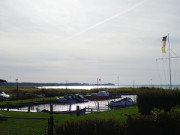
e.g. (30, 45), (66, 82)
(56, 119), (127, 135)
(129, 110), (180, 135)
(56, 110), (180, 135)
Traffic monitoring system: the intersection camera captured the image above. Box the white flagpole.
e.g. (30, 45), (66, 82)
(168, 33), (172, 90)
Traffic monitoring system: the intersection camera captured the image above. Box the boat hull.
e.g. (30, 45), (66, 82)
(109, 97), (136, 107)
(109, 102), (136, 107)
(86, 95), (110, 100)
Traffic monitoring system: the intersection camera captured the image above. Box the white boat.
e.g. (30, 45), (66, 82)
(86, 91), (111, 100)
(0, 91), (10, 98)
(109, 97), (136, 107)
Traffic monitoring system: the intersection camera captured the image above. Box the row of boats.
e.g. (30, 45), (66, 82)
(56, 91), (136, 107)
(56, 91), (110, 103)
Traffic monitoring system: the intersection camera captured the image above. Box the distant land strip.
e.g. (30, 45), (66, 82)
(0, 82), (115, 87)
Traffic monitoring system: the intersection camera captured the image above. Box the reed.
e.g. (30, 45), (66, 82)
(137, 88), (180, 114)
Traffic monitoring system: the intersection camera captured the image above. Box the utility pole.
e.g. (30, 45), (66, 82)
(16, 79), (18, 92)
(133, 80), (135, 88)
(65, 80), (68, 90)
(150, 79), (152, 87)
(117, 76), (119, 86)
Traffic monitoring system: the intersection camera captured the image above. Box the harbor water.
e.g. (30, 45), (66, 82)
(37, 85), (180, 90)
(8, 95), (136, 113)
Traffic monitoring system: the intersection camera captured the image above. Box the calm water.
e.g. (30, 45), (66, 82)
(37, 85), (180, 90)
(9, 95), (136, 113)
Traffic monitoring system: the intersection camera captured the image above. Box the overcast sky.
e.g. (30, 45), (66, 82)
(0, 0), (180, 85)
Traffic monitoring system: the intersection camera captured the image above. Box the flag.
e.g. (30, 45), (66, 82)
(162, 36), (167, 53)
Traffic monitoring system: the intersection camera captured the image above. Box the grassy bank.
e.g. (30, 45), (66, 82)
(0, 106), (138, 135)
(0, 106), (138, 123)
(0, 97), (56, 105)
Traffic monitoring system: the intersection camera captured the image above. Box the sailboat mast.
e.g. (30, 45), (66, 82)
(168, 33), (172, 90)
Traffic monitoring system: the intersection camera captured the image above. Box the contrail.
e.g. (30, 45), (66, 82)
(64, 0), (148, 41)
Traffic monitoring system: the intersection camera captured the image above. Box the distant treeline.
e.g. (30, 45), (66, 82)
(0, 82), (114, 87)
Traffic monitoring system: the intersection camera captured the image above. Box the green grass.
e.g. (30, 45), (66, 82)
(53, 106), (138, 125)
(0, 118), (48, 135)
(0, 106), (138, 135)
(0, 97), (57, 105)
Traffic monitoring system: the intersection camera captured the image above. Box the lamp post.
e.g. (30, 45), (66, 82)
(16, 79), (18, 92)
(117, 76), (119, 86)
(97, 78), (101, 89)
(133, 80), (135, 88)
(150, 79), (152, 87)
(65, 80), (68, 90)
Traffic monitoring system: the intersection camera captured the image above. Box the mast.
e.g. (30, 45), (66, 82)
(168, 33), (172, 90)
(156, 34), (179, 90)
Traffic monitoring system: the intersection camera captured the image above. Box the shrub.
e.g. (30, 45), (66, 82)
(129, 111), (180, 135)
(55, 119), (127, 135)
(56, 110), (180, 135)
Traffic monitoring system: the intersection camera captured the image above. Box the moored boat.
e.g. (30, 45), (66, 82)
(109, 97), (136, 107)
(86, 91), (111, 100)
(56, 94), (76, 104)
(0, 91), (10, 99)
(75, 94), (88, 102)
(56, 94), (88, 103)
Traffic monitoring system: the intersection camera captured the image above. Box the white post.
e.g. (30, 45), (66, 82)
(168, 33), (172, 90)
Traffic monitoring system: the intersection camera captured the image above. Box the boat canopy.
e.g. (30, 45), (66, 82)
(97, 91), (110, 96)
